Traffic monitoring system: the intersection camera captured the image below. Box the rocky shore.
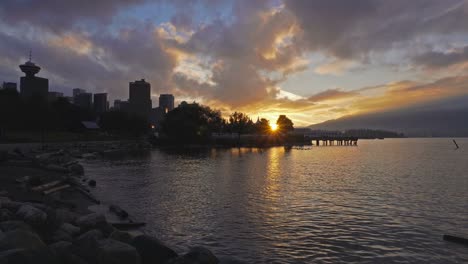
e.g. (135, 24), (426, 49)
(0, 145), (226, 264)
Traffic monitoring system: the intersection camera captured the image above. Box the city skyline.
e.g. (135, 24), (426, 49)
(1, 1), (468, 127)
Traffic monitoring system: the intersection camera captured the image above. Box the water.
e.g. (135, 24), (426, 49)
(84, 138), (468, 263)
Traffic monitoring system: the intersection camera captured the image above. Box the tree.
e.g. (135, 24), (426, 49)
(276, 115), (294, 133)
(99, 111), (148, 136)
(255, 118), (271, 134)
(228, 112), (251, 139)
(161, 102), (224, 142)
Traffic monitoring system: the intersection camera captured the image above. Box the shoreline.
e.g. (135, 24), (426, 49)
(0, 146), (227, 264)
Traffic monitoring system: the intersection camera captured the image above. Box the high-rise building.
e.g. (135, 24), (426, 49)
(75, 92), (93, 110)
(93, 93), (108, 114)
(129, 79), (152, 120)
(48, 91), (64, 102)
(19, 55), (48, 100)
(73, 88), (87, 105)
(2, 82), (17, 92)
(159, 94), (174, 113)
(73, 88), (85, 97)
(113, 100), (130, 112)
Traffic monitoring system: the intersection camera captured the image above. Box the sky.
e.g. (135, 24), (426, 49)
(1, 0), (468, 127)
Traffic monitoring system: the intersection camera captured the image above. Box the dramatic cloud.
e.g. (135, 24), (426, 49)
(308, 89), (359, 102)
(1, 0), (468, 126)
(0, 0), (147, 32)
(413, 46), (468, 69)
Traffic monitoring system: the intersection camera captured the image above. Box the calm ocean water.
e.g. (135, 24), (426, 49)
(84, 138), (468, 263)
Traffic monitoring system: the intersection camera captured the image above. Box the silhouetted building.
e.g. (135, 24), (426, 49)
(75, 92), (92, 110)
(73, 88), (86, 104)
(19, 56), (48, 100)
(73, 88), (85, 97)
(48, 91), (64, 102)
(113, 100), (130, 112)
(159, 94), (174, 113)
(129, 79), (152, 120)
(149, 107), (166, 128)
(93, 93), (108, 114)
(2, 82), (17, 92)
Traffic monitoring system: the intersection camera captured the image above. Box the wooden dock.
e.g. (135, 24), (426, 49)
(306, 136), (359, 146)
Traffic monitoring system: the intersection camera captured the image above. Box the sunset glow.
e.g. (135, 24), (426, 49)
(270, 123), (278, 131)
(1, 1), (467, 130)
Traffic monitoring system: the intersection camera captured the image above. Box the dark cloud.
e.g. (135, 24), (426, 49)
(284, 0), (468, 59)
(413, 46), (468, 69)
(0, 0), (147, 32)
(308, 89), (358, 102)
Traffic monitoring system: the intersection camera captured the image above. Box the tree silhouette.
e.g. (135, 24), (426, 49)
(229, 112), (251, 140)
(255, 118), (271, 134)
(276, 115), (294, 133)
(161, 102), (223, 142)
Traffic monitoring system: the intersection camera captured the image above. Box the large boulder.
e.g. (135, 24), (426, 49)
(52, 229), (73, 243)
(109, 230), (133, 244)
(50, 241), (88, 264)
(72, 229), (104, 263)
(131, 235), (177, 264)
(60, 222), (81, 237)
(76, 213), (112, 234)
(97, 239), (141, 264)
(55, 208), (79, 224)
(69, 163), (85, 175)
(0, 208), (13, 221)
(0, 220), (33, 232)
(0, 229), (58, 264)
(0, 229), (45, 250)
(16, 204), (48, 227)
(52, 223), (80, 242)
(0, 248), (30, 263)
(1, 200), (23, 213)
(167, 247), (219, 264)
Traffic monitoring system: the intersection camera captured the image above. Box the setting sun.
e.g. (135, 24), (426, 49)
(270, 123), (278, 131)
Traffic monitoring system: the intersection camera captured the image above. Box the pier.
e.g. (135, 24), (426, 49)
(306, 136), (358, 146)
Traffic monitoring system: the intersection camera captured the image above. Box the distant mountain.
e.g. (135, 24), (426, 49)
(309, 96), (468, 137)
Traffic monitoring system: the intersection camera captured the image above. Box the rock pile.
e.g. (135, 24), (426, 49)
(0, 147), (227, 264)
(0, 199), (220, 264)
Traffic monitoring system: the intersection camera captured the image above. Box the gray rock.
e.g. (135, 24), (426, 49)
(69, 163), (85, 175)
(0, 196), (11, 204)
(1, 201), (23, 213)
(109, 230), (133, 244)
(0, 208), (13, 221)
(73, 229), (103, 263)
(50, 240), (73, 253)
(60, 222), (81, 236)
(16, 204), (47, 226)
(88, 179), (97, 187)
(52, 229), (73, 243)
(0, 220), (33, 232)
(0, 229), (45, 250)
(167, 247), (219, 264)
(0, 229), (58, 264)
(0, 248), (30, 264)
(50, 241), (88, 264)
(55, 208), (79, 224)
(97, 239), (141, 264)
(76, 213), (113, 235)
(131, 235), (177, 264)
(76, 229), (104, 242)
